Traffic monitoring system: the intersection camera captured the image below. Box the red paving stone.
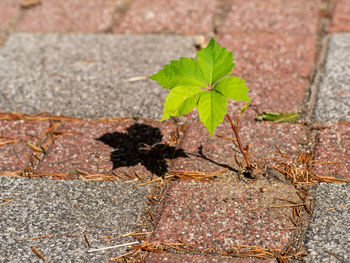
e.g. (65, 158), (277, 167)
(145, 252), (272, 263)
(171, 119), (308, 172)
(0, 0), (21, 30)
(116, 0), (218, 34)
(37, 120), (182, 177)
(15, 0), (114, 33)
(0, 120), (50, 172)
(313, 122), (350, 178)
(329, 0), (350, 32)
(219, 0), (320, 34)
(243, 75), (307, 113)
(218, 33), (316, 78)
(151, 177), (298, 252)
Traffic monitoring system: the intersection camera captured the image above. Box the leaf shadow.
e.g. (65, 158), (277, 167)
(187, 145), (238, 172)
(96, 123), (187, 177)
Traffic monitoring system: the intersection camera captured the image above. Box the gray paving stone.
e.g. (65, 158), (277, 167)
(304, 183), (350, 263)
(0, 176), (150, 262)
(0, 33), (197, 119)
(314, 33), (350, 121)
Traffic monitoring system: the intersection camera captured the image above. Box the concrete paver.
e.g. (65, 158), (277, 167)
(116, 0), (218, 34)
(0, 120), (49, 171)
(314, 33), (350, 121)
(304, 183), (350, 263)
(15, 0), (114, 33)
(0, 176), (150, 262)
(0, 33), (197, 119)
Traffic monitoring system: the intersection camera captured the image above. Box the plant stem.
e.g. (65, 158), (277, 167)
(226, 114), (252, 170)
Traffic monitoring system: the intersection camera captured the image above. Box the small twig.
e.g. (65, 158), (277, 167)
(31, 247), (46, 262)
(18, 233), (56, 241)
(84, 234), (91, 247)
(323, 205), (345, 212)
(87, 241), (139, 253)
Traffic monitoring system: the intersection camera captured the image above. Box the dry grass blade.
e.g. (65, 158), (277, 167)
(18, 233), (56, 241)
(169, 168), (228, 181)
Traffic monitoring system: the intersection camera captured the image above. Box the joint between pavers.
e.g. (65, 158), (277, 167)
(305, 34), (330, 123)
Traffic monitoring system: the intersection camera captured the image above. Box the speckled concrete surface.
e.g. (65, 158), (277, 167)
(314, 33), (350, 121)
(0, 120), (50, 171)
(0, 176), (150, 262)
(304, 183), (350, 263)
(0, 33), (197, 119)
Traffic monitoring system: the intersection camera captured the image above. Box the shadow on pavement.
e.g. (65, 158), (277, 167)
(97, 123), (187, 177)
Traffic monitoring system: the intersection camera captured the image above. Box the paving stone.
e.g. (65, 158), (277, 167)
(15, 0), (114, 32)
(304, 183), (350, 263)
(0, 176), (150, 262)
(145, 252), (273, 263)
(116, 0), (218, 34)
(0, 33), (197, 119)
(0, 120), (49, 172)
(0, 0), (21, 30)
(328, 0), (350, 32)
(149, 120), (305, 253)
(243, 75), (307, 114)
(170, 119), (308, 172)
(313, 123), (350, 178)
(314, 33), (350, 121)
(151, 177), (298, 252)
(218, 33), (316, 78)
(38, 119), (184, 178)
(219, 0), (320, 34)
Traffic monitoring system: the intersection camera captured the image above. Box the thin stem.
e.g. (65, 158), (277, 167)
(226, 114), (252, 170)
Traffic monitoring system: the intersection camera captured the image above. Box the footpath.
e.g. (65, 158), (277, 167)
(0, 1), (349, 262)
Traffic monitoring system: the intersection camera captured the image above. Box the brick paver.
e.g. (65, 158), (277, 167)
(0, 120), (49, 172)
(329, 0), (350, 32)
(37, 119), (183, 178)
(218, 33), (316, 78)
(145, 253), (271, 263)
(313, 123), (350, 178)
(115, 0), (218, 34)
(15, 0), (114, 32)
(0, 0), (21, 30)
(218, 0), (320, 34)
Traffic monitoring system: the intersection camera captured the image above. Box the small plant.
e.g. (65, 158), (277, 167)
(150, 38), (252, 171)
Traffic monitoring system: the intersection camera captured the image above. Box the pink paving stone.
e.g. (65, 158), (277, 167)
(145, 252), (273, 263)
(116, 0), (218, 34)
(0, 0), (21, 30)
(218, 33), (316, 78)
(15, 0), (114, 33)
(328, 0), (350, 32)
(242, 74), (306, 114)
(151, 177), (298, 251)
(313, 122), (350, 178)
(0, 120), (50, 172)
(171, 119), (308, 173)
(219, 0), (320, 34)
(37, 120), (182, 177)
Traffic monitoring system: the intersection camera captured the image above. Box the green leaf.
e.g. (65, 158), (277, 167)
(161, 86), (205, 120)
(197, 38), (234, 87)
(149, 57), (206, 89)
(256, 112), (300, 123)
(214, 76), (250, 102)
(241, 103), (249, 114)
(197, 91), (228, 136)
